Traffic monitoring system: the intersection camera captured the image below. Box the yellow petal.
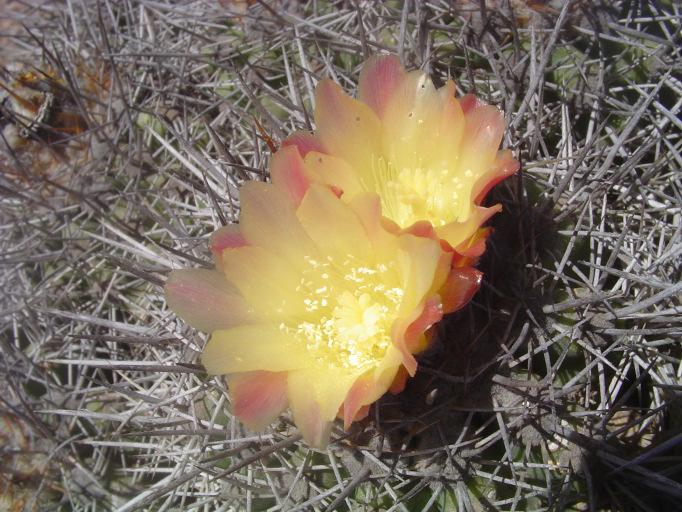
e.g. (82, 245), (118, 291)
(396, 233), (443, 314)
(303, 151), (364, 198)
(287, 367), (361, 448)
(287, 371), (331, 449)
(434, 81), (466, 166)
(202, 325), (311, 375)
(165, 269), (253, 331)
(347, 192), (401, 261)
(296, 185), (371, 262)
(314, 79), (383, 174)
(221, 246), (309, 320)
(381, 70), (444, 170)
(239, 181), (316, 264)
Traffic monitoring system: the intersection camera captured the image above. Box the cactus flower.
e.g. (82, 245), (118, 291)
(165, 154), (479, 447)
(283, 55), (519, 255)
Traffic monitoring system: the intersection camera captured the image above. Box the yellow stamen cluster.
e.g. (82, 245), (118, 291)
(281, 254), (404, 369)
(369, 156), (475, 228)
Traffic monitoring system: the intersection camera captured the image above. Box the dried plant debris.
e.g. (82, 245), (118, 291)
(0, 63), (113, 194)
(0, 1), (680, 510)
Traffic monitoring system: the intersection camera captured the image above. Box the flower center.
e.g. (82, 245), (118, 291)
(284, 255), (404, 369)
(369, 156), (475, 229)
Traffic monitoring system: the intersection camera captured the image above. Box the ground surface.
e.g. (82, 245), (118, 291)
(1, 1), (680, 511)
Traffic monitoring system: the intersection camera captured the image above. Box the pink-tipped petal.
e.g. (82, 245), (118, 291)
(210, 225), (248, 262)
(450, 227), (493, 268)
(349, 404), (370, 423)
(165, 269), (253, 331)
(389, 365), (409, 394)
(358, 54), (406, 118)
(270, 145), (311, 206)
(459, 93), (486, 114)
(380, 72), (466, 172)
(281, 130), (326, 157)
(435, 204), (501, 249)
(464, 104), (505, 146)
(440, 267), (483, 314)
(404, 295), (443, 352)
(404, 220), (438, 240)
(473, 149), (520, 204)
(390, 342), (417, 378)
(314, 79), (383, 173)
(434, 247), (455, 292)
(227, 371), (288, 431)
(342, 360), (402, 430)
(456, 227), (492, 259)
(342, 375), (375, 430)
(458, 105), (506, 179)
(386, 234), (447, 375)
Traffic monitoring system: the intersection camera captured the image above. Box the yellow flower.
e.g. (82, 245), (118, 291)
(283, 55), (519, 254)
(165, 151), (458, 447)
